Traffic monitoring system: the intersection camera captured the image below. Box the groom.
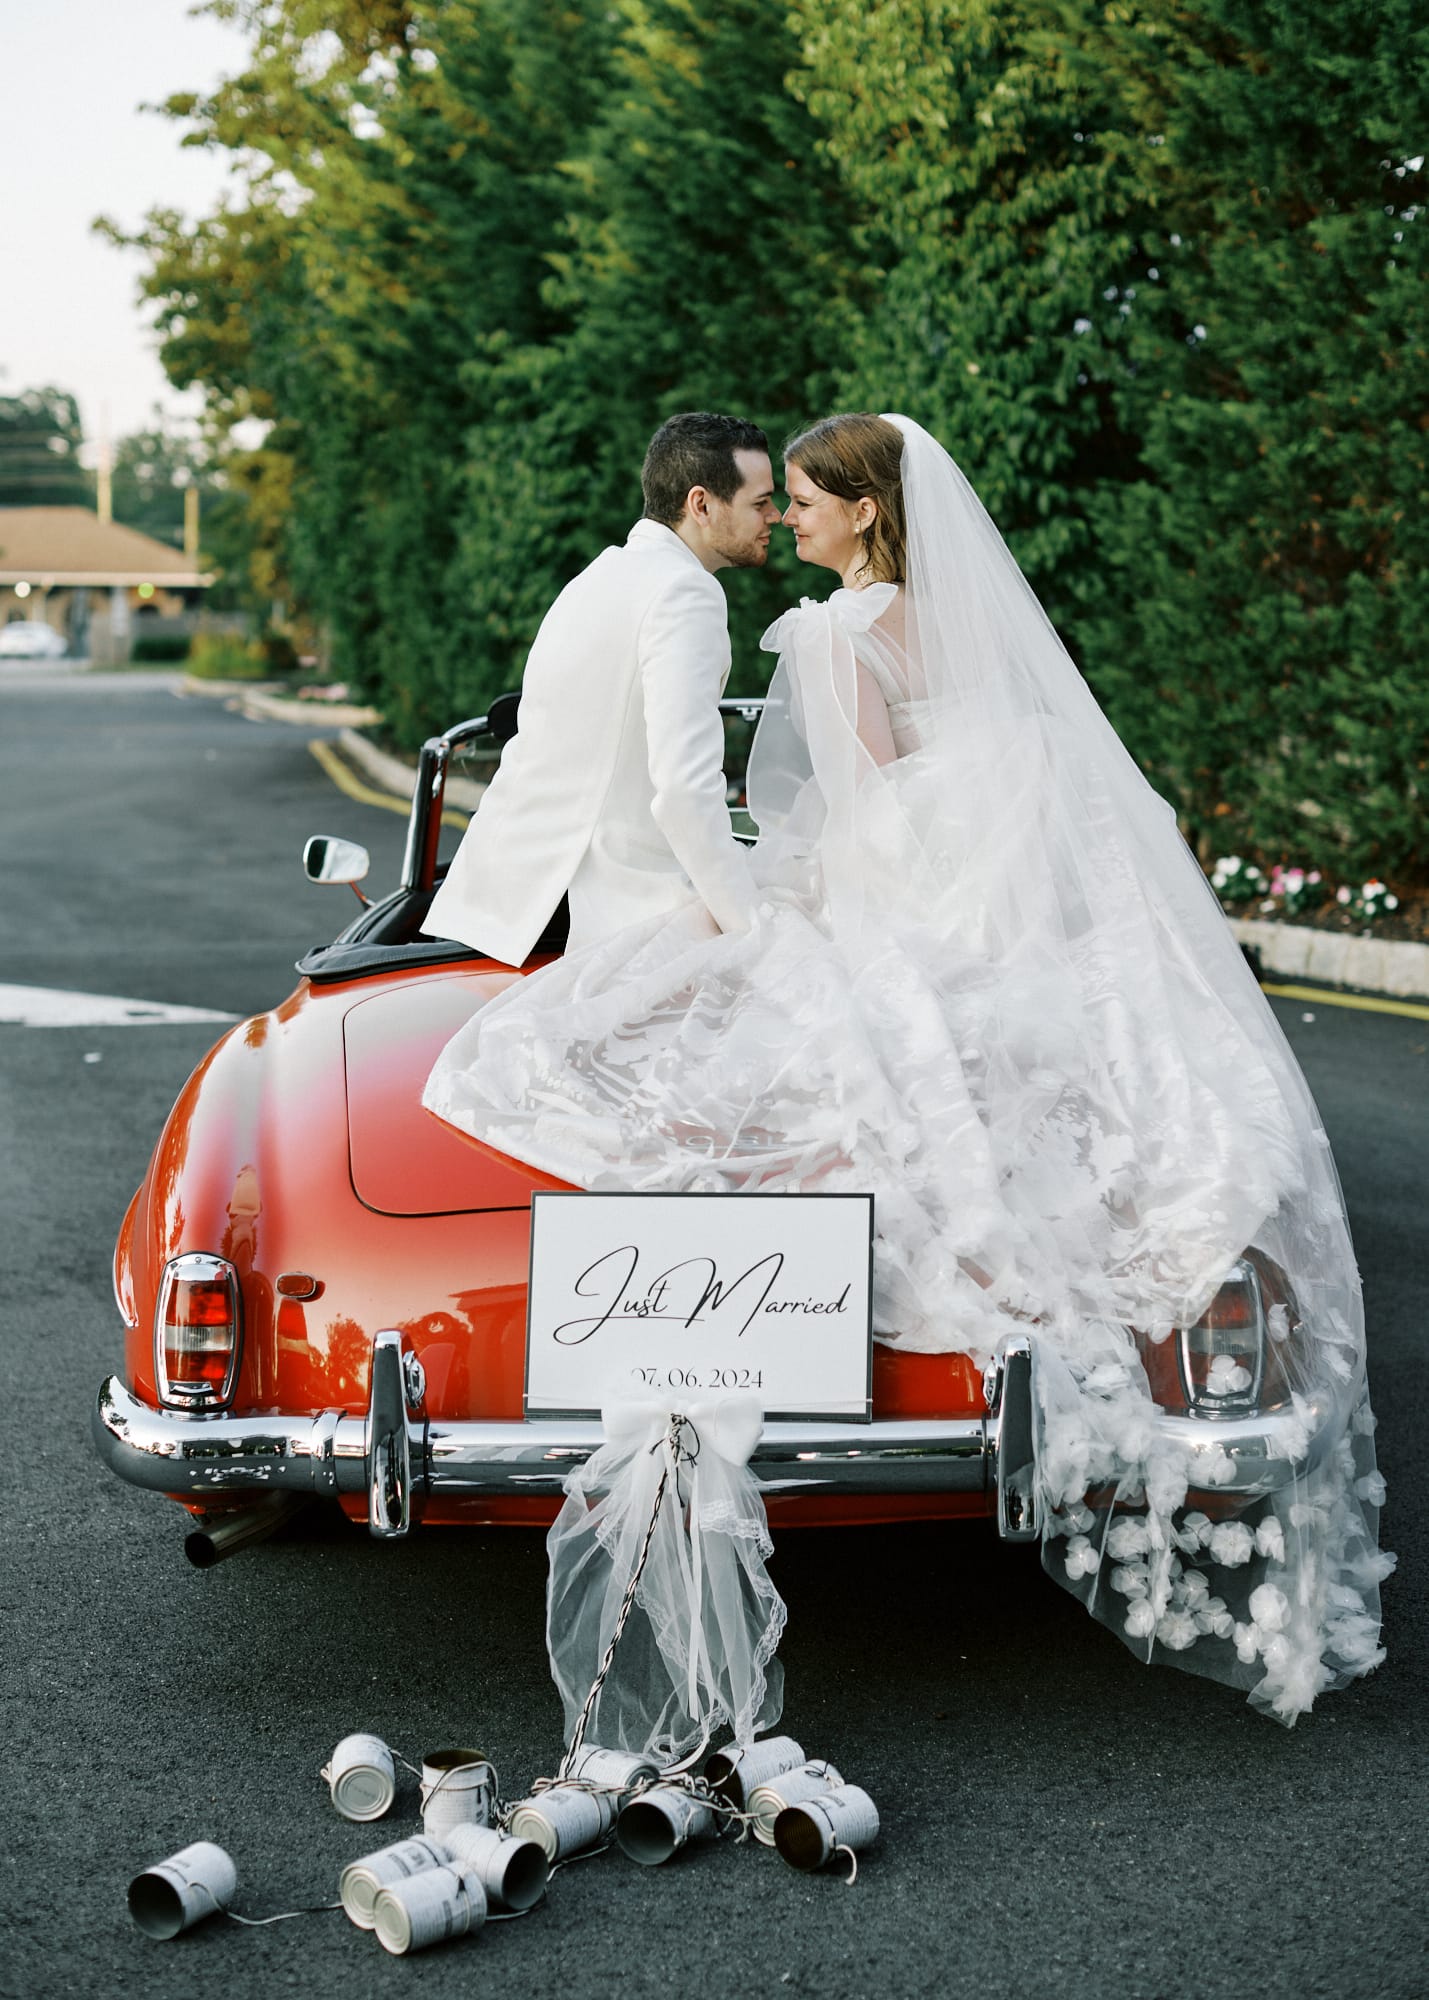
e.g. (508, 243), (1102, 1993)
(424, 412), (779, 966)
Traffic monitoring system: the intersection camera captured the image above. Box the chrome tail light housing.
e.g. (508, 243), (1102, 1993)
(1133, 1250), (1299, 1417)
(1177, 1258), (1265, 1410)
(155, 1252), (243, 1410)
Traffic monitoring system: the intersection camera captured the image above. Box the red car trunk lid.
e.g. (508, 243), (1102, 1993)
(343, 973), (573, 1215)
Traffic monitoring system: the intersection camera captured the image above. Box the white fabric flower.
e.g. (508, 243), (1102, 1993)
(1355, 1471), (1387, 1506)
(1156, 1609), (1199, 1651)
(1179, 1568), (1211, 1604)
(1233, 1620), (1262, 1663)
(1179, 1511), (1214, 1549)
(1125, 1599), (1158, 1639)
(1208, 1521), (1256, 1567)
(1109, 1563), (1148, 1597)
(1207, 1354), (1253, 1395)
(1145, 1456), (1190, 1517)
(1064, 1535), (1100, 1580)
(1106, 1517), (1152, 1561)
(1255, 1517), (1286, 1562)
(1248, 1583), (1290, 1633)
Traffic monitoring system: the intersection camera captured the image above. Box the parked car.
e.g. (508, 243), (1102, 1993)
(0, 619), (67, 658)
(93, 696), (1325, 1565)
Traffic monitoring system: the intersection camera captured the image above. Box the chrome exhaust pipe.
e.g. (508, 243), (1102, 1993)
(184, 1494), (308, 1568)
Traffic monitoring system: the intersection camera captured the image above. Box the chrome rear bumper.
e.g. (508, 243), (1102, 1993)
(92, 1330), (1326, 1543)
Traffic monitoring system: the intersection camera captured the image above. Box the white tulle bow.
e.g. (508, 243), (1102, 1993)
(545, 1390), (786, 1764)
(599, 1394), (765, 1739)
(600, 1391), (764, 1467)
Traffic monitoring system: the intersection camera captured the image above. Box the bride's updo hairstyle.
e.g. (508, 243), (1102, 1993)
(785, 412), (907, 585)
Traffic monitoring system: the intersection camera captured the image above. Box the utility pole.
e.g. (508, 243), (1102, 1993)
(184, 483), (200, 560)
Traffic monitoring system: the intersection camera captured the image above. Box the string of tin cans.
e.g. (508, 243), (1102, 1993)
(128, 1730), (879, 1955)
(128, 1409), (876, 1954)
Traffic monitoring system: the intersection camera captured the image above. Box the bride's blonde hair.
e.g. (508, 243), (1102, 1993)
(785, 412), (907, 585)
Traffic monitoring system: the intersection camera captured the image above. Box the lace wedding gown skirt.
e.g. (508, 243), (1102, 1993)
(424, 581), (1390, 1725)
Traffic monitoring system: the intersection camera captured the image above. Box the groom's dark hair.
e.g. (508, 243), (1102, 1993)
(642, 412), (768, 526)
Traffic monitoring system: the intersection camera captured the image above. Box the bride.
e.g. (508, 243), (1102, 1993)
(424, 412), (1390, 1725)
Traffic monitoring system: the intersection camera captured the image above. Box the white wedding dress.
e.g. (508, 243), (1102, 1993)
(424, 418), (1390, 1725)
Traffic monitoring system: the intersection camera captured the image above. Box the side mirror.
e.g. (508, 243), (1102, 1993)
(303, 835), (371, 885)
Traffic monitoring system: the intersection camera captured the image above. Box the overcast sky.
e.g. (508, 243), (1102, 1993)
(1, 0), (251, 454)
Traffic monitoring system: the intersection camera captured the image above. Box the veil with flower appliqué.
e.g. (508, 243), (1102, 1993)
(422, 415), (1390, 1722)
(743, 415), (1390, 1722)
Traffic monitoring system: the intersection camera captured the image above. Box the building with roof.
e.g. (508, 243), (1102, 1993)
(0, 506), (216, 663)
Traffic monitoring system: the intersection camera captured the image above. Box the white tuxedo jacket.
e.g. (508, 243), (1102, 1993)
(423, 519), (757, 966)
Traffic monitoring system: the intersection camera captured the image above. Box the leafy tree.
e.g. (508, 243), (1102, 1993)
(1054, 0), (1429, 875)
(450, 0), (859, 711)
(788, 0), (1150, 623)
(0, 387), (91, 506)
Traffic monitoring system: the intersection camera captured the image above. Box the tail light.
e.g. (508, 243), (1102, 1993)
(155, 1252), (243, 1409)
(1133, 1253), (1297, 1416)
(1177, 1259), (1264, 1409)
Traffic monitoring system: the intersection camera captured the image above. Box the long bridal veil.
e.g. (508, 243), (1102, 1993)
(423, 415), (1390, 1722)
(747, 415), (1389, 1721)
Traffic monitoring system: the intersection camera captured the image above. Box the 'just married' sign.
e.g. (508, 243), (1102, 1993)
(525, 1192), (874, 1420)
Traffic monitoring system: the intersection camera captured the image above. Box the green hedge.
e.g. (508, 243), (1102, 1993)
(123, 0), (1428, 880)
(129, 632), (192, 663)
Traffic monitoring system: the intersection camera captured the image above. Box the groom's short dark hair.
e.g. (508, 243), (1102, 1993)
(642, 412), (768, 527)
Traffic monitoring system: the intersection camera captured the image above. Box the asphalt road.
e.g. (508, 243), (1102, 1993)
(1, 673), (1424, 2000)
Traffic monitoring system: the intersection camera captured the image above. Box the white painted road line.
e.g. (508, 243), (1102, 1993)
(0, 984), (241, 1027)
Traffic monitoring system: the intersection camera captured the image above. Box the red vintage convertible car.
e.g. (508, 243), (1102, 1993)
(93, 699), (1320, 1564)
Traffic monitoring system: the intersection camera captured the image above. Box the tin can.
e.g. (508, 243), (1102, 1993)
(562, 1745), (660, 1795)
(371, 1863), (487, 1957)
(615, 1785), (716, 1867)
(128, 1841), (237, 1939)
(746, 1760), (845, 1846)
(442, 1823), (549, 1912)
(704, 1735), (806, 1809)
(507, 1786), (617, 1863)
(774, 1783), (880, 1872)
(420, 1747), (495, 1837)
(321, 1732), (396, 1822)
(338, 1835), (453, 1929)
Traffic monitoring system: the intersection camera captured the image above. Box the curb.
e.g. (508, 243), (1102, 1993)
(337, 727), (488, 813)
(1230, 916), (1429, 1003)
(178, 673), (383, 726)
